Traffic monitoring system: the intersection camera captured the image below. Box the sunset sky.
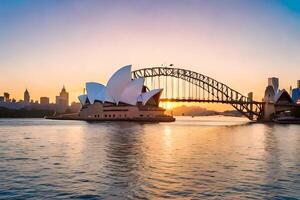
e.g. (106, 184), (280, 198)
(0, 0), (300, 108)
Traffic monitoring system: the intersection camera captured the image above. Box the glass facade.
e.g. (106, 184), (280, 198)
(292, 88), (300, 103)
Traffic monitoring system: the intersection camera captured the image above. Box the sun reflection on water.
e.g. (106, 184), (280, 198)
(0, 118), (299, 199)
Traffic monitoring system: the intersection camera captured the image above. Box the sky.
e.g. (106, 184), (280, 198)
(0, 0), (300, 108)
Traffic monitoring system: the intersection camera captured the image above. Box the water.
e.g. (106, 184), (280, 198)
(0, 116), (299, 199)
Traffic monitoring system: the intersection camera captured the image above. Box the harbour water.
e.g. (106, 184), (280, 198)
(0, 116), (299, 199)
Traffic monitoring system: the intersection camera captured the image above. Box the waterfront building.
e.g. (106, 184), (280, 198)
(263, 78), (295, 120)
(56, 86), (69, 112)
(24, 89), (30, 104)
(292, 80), (300, 104)
(0, 101), (25, 110)
(268, 77), (279, 94)
(292, 88), (300, 103)
(0, 96), (4, 102)
(4, 92), (10, 102)
(40, 97), (50, 105)
(70, 102), (81, 113)
(264, 86), (275, 103)
(75, 65), (174, 122)
(247, 92), (253, 102)
(56, 86), (69, 106)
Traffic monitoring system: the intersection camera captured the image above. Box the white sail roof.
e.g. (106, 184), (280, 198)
(78, 65), (164, 106)
(106, 65), (132, 105)
(86, 82), (105, 104)
(140, 89), (163, 105)
(78, 94), (88, 105)
(137, 95), (143, 102)
(95, 87), (115, 103)
(120, 78), (144, 105)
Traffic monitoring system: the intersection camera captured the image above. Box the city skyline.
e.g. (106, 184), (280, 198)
(0, 86), (70, 104)
(0, 85), (83, 114)
(0, 2), (300, 199)
(1, 0), (300, 105)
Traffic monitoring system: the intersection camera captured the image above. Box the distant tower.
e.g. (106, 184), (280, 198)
(268, 77), (279, 94)
(264, 86), (275, 103)
(56, 86), (69, 112)
(292, 80), (300, 103)
(24, 89), (30, 104)
(4, 92), (10, 102)
(60, 86), (69, 106)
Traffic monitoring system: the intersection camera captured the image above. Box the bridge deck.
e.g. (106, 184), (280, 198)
(160, 98), (264, 105)
(132, 67), (264, 120)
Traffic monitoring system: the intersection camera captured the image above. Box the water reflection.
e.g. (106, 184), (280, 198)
(101, 122), (145, 198)
(0, 117), (299, 199)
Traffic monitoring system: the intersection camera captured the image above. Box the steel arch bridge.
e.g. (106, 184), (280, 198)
(132, 67), (264, 121)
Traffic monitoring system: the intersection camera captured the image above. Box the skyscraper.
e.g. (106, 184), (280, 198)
(56, 86), (69, 112)
(60, 86), (69, 106)
(292, 80), (300, 104)
(24, 89), (30, 104)
(268, 77), (279, 93)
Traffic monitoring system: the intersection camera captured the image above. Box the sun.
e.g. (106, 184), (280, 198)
(161, 102), (175, 110)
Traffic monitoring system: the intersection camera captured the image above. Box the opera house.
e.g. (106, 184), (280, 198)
(49, 65), (175, 122)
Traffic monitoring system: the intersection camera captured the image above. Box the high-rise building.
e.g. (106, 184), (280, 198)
(56, 86), (69, 112)
(292, 80), (300, 104)
(61, 86), (69, 106)
(247, 92), (253, 101)
(4, 92), (10, 102)
(24, 89), (30, 104)
(56, 86), (69, 106)
(40, 97), (50, 105)
(264, 86), (275, 103)
(268, 77), (279, 93)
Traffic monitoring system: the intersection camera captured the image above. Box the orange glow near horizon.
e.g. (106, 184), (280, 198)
(161, 102), (232, 112)
(161, 102), (175, 110)
(1, 1), (300, 108)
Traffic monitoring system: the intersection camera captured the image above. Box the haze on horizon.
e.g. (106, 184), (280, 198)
(0, 0), (300, 108)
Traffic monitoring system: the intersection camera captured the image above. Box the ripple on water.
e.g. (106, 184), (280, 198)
(0, 118), (299, 199)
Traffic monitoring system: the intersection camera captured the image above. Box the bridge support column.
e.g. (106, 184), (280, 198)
(263, 102), (275, 121)
(248, 92), (253, 120)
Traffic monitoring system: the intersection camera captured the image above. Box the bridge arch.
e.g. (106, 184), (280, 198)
(132, 67), (263, 120)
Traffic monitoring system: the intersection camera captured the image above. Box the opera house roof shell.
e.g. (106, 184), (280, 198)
(78, 65), (163, 106)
